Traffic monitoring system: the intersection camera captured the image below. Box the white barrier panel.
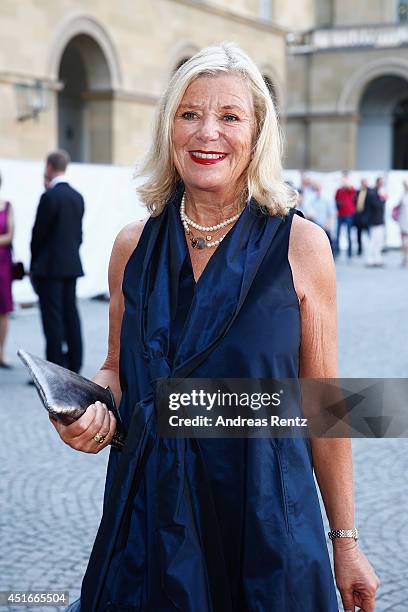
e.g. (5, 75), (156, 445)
(0, 159), (405, 305)
(285, 169), (404, 250)
(0, 159), (146, 304)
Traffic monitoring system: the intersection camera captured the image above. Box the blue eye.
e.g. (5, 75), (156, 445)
(181, 111), (197, 120)
(224, 114), (238, 122)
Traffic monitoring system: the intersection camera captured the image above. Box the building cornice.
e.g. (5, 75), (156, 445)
(0, 71), (63, 90)
(0, 73), (161, 106)
(116, 90), (160, 105)
(288, 23), (408, 55)
(285, 110), (359, 122)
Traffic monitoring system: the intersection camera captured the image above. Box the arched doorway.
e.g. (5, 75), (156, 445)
(357, 75), (408, 170)
(393, 98), (408, 169)
(58, 34), (113, 163)
(262, 74), (279, 111)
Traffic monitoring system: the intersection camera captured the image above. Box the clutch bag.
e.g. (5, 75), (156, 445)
(12, 261), (25, 281)
(17, 349), (125, 450)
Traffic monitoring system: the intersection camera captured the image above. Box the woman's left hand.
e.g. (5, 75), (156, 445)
(333, 541), (380, 611)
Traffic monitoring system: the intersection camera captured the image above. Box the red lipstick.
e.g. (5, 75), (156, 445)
(189, 151), (227, 165)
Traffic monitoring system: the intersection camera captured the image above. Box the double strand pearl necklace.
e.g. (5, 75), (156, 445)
(180, 193), (241, 249)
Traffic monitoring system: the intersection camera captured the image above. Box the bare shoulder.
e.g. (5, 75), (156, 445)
(111, 216), (150, 265)
(289, 213), (332, 259)
(288, 212), (335, 301)
(114, 216), (149, 257)
(109, 216), (150, 288)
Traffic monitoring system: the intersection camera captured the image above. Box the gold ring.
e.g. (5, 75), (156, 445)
(93, 432), (106, 444)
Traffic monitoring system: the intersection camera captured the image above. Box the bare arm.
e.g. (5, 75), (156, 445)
(49, 218), (148, 453)
(289, 215), (354, 537)
(289, 214), (379, 611)
(91, 220), (147, 404)
(0, 202), (14, 246)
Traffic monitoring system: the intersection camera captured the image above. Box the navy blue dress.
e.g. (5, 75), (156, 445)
(73, 187), (339, 611)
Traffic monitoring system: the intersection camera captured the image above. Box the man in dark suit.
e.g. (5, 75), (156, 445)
(30, 150), (84, 372)
(365, 176), (387, 267)
(353, 177), (370, 256)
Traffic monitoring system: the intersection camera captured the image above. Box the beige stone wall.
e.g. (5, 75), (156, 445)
(307, 50), (364, 111)
(115, 0), (287, 162)
(285, 114), (358, 171)
(286, 43), (408, 169)
(0, 0), (286, 164)
(112, 98), (156, 167)
(293, 46), (408, 113)
(0, 81), (57, 160)
(333, 0), (395, 26)
(315, 0), (334, 26)
(86, 97), (113, 164)
(308, 117), (357, 170)
(285, 53), (309, 168)
(208, 0), (257, 18)
(286, 54), (309, 114)
(272, 0), (315, 31)
(206, 0), (273, 21)
(283, 119), (307, 169)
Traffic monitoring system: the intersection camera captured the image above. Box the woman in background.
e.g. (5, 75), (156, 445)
(398, 179), (408, 267)
(0, 171), (14, 367)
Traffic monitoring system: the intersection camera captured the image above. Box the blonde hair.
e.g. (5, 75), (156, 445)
(136, 42), (296, 216)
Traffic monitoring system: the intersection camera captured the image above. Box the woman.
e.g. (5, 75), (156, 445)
(53, 43), (379, 611)
(0, 171), (14, 368)
(398, 179), (408, 267)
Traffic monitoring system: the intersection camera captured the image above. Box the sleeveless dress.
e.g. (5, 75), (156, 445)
(0, 201), (13, 315)
(73, 187), (339, 612)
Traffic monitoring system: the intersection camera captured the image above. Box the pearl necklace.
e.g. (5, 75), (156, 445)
(181, 193), (241, 231)
(180, 193), (240, 249)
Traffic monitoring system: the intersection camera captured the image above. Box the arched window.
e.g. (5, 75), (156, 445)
(398, 1), (408, 22)
(259, 0), (273, 22)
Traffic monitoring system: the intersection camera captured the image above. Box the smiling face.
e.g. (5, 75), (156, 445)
(172, 73), (255, 200)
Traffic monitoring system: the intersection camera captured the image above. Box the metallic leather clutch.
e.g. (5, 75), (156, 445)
(17, 349), (125, 450)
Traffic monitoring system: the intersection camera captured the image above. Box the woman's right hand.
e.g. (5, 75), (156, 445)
(49, 401), (117, 453)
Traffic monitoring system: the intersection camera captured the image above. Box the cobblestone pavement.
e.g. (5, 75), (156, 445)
(1, 250), (407, 611)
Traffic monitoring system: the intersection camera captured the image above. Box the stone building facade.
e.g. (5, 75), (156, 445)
(2, 1), (408, 171)
(0, 0), (292, 166)
(286, 0), (408, 170)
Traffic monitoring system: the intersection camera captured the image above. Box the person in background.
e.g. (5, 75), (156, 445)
(298, 174), (316, 220)
(30, 150), (85, 373)
(0, 171), (14, 368)
(354, 178), (370, 256)
(309, 183), (336, 252)
(397, 179), (408, 268)
(365, 176), (387, 267)
(334, 171), (356, 258)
